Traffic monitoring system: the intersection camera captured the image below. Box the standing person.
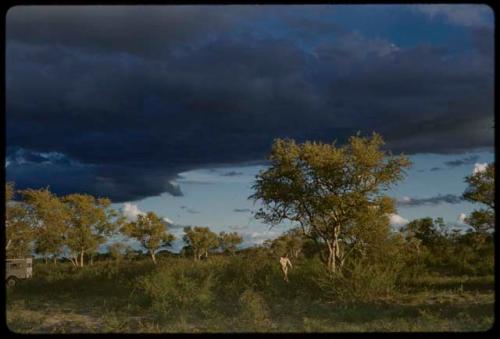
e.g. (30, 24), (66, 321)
(280, 254), (293, 282)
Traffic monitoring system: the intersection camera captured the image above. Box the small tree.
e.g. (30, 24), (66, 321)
(266, 228), (304, 259)
(180, 244), (194, 258)
(108, 242), (128, 262)
(401, 217), (443, 248)
(251, 133), (411, 274)
(218, 231), (243, 255)
(121, 211), (175, 264)
(463, 162), (494, 234)
(63, 194), (120, 267)
(20, 187), (70, 263)
(183, 226), (219, 260)
(5, 182), (33, 258)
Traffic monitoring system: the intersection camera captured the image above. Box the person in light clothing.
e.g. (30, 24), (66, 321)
(279, 255), (293, 282)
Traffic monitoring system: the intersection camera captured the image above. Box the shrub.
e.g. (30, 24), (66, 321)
(238, 289), (272, 331)
(135, 259), (216, 322)
(316, 261), (400, 305)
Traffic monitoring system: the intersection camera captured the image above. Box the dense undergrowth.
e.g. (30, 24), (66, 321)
(6, 252), (494, 333)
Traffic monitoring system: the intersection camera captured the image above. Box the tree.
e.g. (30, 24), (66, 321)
(251, 133), (411, 274)
(183, 226), (219, 260)
(401, 217), (443, 248)
(218, 231), (243, 255)
(63, 194), (120, 267)
(108, 242), (129, 262)
(463, 163), (494, 234)
(5, 182), (33, 258)
(265, 228), (304, 259)
(180, 244), (194, 258)
(341, 196), (398, 265)
(20, 187), (71, 263)
(121, 211), (175, 264)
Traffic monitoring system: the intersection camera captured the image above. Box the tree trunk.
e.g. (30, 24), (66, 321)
(90, 255), (94, 266)
(334, 237), (343, 269)
(151, 251), (157, 264)
(44, 256), (48, 264)
(53, 256), (57, 264)
(80, 250), (85, 267)
(326, 240), (336, 274)
(326, 230), (343, 275)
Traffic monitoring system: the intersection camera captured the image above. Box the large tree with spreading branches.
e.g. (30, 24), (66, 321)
(251, 133), (411, 274)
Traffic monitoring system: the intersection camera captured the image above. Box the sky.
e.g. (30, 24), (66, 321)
(5, 5), (494, 251)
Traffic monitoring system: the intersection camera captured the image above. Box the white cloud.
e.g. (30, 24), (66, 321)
(457, 213), (467, 224)
(389, 213), (409, 227)
(122, 202), (145, 222)
(402, 196), (411, 203)
(241, 230), (280, 245)
(122, 203), (175, 225)
(473, 163), (488, 175)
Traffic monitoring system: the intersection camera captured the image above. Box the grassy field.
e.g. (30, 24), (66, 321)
(6, 256), (494, 333)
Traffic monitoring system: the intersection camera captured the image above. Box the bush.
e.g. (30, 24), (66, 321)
(135, 259), (216, 322)
(317, 261), (400, 305)
(238, 289), (272, 331)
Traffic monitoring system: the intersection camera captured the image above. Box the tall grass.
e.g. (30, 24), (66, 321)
(6, 254), (494, 332)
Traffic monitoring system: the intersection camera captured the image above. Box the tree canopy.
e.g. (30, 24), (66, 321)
(183, 226), (219, 260)
(463, 163), (494, 234)
(251, 133), (411, 273)
(63, 194), (120, 267)
(219, 231), (243, 255)
(20, 187), (70, 262)
(5, 182), (33, 258)
(121, 211), (175, 264)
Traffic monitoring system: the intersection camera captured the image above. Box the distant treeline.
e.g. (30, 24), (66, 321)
(5, 184), (244, 266)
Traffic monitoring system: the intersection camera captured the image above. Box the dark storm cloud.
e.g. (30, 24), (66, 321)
(221, 171), (243, 177)
(397, 194), (464, 207)
(425, 155), (480, 172)
(180, 206), (200, 214)
(444, 155), (480, 168)
(6, 6), (494, 201)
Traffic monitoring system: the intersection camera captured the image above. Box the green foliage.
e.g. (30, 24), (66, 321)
(20, 187), (70, 261)
(463, 162), (494, 233)
(136, 259), (216, 322)
(238, 289), (272, 330)
(6, 255), (494, 333)
(400, 217), (494, 276)
(5, 182), (34, 258)
(218, 231), (243, 255)
(108, 242), (130, 262)
(121, 212), (175, 264)
(264, 227), (304, 259)
(316, 231), (407, 304)
(317, 261), (401, 305)
(251, 133), (411, 273)
(63, 194), (120, 267)
(182, 226), (219, 260)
